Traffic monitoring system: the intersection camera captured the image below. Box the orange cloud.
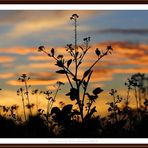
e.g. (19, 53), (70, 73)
(0, 56), (15, 63)
(28, 55), (50, 61)
(7, 76), (67, 86)
(28, 62), (56, 69)
(0, 73), (15, 79)
(91, 41), (148, 68)
(0, 47), (34, 55)
(4, 41), (148, 92)
(7, 79), (57, 86)
(91, 69), (113, 82)
(113, 67), (148, 74)
(29, 72), (55, 78)
(28, 46), (72, 62)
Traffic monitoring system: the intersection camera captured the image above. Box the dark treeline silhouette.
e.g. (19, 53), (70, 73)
(0, 14), (148, 138)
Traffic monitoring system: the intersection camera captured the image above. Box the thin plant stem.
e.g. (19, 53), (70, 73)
(24, 80), (32, 116)
(21, 91), (27, 121)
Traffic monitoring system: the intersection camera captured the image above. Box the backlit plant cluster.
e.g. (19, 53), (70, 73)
(0, 14), (148, 138)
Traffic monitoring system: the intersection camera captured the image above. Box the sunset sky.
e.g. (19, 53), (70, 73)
(0, 10), (148, 116)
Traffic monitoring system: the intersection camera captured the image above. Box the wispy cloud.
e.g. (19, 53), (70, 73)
(94, 41), (148, 66)
(0, 11), (98, 39)
(28, 62), (56, 69)
(92, 28), (148, 36)
(0, 47), (34, 55)
(0, 56), (15, 63)
(7, 77), (67, 86)
(6, 71), (67, 86)
(0, 73), (15, 79)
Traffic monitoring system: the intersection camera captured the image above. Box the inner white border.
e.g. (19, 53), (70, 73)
(0, 138), (148, 144)
(0, 4), (147, 10)
(0, 4), (148, 144)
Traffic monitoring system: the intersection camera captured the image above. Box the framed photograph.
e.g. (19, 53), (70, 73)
(0, 3), (148, 148)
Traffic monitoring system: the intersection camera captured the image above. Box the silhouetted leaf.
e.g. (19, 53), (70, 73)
(90, 107), (97, 114)
(67, 59), (72, 67)
(57, 55), (63, 59)
(66, 88), (78, 101)
(51, 107), (61, 115)
(56, 70), (68, 74)
(38, 46), (44, 52)
(70, 14), (79, 20)
(73, 109), (81, 115)
(62, 104), (73, 115)
(48, 53), (51, 57)
(95, 48), (101, 56)
(76, 52), (79, 58)
(72, 77), (81, 82)
(108, 107), (112, 112)
(56, 81), (64, 86)
(85, 106), (97, 120)
(86, 93), (98, 102)
(55, 60), (64, 67)
(144, 99), (148, 106)
(83, 69), (91, 79)
(67, 44), (72, 49)
(83, 37), (87, 42)
(110, 102), (114, 108)
(38, 109), (42, 112)
(46, 97), (53, 101)
(83, 80), (87, 88)
(51, 48), (55, 57)
(107, 45), (113, 50)
(93, 87), (103, 95)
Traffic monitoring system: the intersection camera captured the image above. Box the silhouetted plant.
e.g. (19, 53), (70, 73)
(41, 90), (52, 118)
(37, 108), (45, 116)
(32, 89), (40, 112)
(2, 106), (10, 117)
(41, 81), (64, 120)
(38, 14), (112, 122)
(125, 73), (148, 111)
(17, 88), (27, 121)
(59, 101), (65, 109)
(144, 99), (148, 111)
(50, 81), (64, 112)
(107, 89), (123, 123)
(26, 103), (35, 112)
(18, 74), (32, 116)
(9, 104), (19, 120)
(51, 104), (74, 125)
(50, 104), (81, 136)
(125, 80), (132, 106)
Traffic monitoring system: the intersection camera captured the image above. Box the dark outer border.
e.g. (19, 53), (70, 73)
(0, 0), (148, 4)
(0, 144), (148, 148)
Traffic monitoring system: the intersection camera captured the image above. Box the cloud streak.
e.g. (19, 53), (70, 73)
(0, 56), (15, 63)
(0, 47), (34, 55)
(92, 28), (148, 36)
(0, 73), (15, 79)
(0, 11), (98, 39)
